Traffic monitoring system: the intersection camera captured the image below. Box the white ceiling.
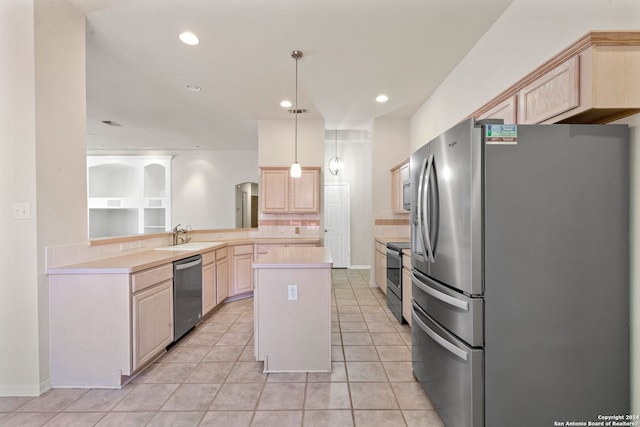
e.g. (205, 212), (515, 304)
(72, 0), (513, 151)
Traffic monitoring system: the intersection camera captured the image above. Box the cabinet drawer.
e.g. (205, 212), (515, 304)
(131, 264), (173, 294)
(233, 244), (253, 256)
(375, 241), (386, 253)
(215, 247), (228, 260)
(287, 243), (317, 247)
(202, 251), (215, 266)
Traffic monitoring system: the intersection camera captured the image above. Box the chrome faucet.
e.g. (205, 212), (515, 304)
(172, 224), (192, 245)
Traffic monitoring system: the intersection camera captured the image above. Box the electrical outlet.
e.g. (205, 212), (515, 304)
(288, 285), (298, 301)
(295, 227), (300, 234)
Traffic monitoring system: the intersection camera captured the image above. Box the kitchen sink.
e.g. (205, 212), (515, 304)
(154, 242), (222, 251)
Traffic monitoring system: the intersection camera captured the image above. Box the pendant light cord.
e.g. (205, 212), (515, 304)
(294, 54), (298, 163)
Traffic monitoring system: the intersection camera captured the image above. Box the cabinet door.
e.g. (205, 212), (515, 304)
(216, 258), (229, 304)
(202, 262), (216, 315)
(477, 95), (517, 124)
(132, 280), (173, 371)
(261, 169), (289, 213)
(517, 56), (579, 124)
(232, 253), (254, 295)
(290, 169), (320, 213)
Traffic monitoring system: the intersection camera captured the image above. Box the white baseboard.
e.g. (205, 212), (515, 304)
(347, 265), (371, 270)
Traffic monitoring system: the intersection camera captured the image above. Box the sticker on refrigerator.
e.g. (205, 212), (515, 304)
(485, 124), (518, 145)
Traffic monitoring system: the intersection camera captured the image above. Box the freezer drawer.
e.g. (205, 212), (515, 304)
(412, 270), (483, 347)
(412, 302), (483, 427)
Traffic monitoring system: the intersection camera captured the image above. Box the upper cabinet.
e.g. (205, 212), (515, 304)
(260, 167), (320, 214)
(87, 156), (172, 239)
(517, 56), (579, 124)
(391, 159), (410, 214)
(473, 31), (640, 125)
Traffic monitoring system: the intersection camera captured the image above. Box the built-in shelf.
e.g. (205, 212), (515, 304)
(87, 156), (172, 239)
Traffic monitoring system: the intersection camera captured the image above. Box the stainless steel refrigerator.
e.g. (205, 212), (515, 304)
(410, 118), (629, 426)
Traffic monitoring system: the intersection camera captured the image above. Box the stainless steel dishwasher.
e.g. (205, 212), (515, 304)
(173, 254), (202, 342)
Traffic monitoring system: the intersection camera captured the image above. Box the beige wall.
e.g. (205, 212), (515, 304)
(409, 0), (640, 413)
(0, 0), (86, 395)
(172, 150), (259, 230)
(0, 0), (40, 396)
(372, 119), (411, 216)
(258, 119), (325, 167)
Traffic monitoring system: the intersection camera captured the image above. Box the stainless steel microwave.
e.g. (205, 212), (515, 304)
(402, 180), (411, 210)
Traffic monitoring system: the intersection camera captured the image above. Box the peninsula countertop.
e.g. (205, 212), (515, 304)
(48, 237), (320, 275)
(253, 246), (333, 269)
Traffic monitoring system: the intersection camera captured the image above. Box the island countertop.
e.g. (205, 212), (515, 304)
(253, 246), (333, 269)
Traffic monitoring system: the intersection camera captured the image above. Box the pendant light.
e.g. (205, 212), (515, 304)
(290, 50), (303, 178)
(328, 129), (343, 176)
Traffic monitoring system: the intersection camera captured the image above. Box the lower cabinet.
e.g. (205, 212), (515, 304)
(202, 251), (217, 316)
(374, 240), (387, 294)
(132, 279), (173, 371)
(216, 254), (229, 304)
(50, 262), (175, 388)
(231, 244), (254, 297)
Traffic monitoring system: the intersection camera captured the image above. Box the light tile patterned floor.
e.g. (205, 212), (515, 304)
(0, 269), (444, 427)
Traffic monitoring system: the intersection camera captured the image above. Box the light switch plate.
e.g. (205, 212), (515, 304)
(13, 202), (31, 219)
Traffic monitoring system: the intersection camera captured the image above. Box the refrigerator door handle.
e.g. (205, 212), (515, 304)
(412, 305), (468, 361)
(413, 273), (469, 311)
(416, 156), (428, 259)
(418, 155), (435, 262)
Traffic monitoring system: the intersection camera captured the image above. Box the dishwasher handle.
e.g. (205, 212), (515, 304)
(175, 257), (202, 271)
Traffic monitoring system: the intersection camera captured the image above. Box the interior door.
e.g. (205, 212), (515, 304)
(324, 183), (350, 268)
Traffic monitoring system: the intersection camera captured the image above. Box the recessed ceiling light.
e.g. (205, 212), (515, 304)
(179, 32), (199, 46)
(280, 100), (292, 108)
(185, 84), (201, 92)
(376, 94), (389, 103)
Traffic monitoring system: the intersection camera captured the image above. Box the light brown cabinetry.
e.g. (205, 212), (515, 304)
(132, 279), (173, 371)
(477, 95), (517, 124)
(260, 167), (320, 213)
(473, 31), (640, 125)
(402, 252), (412, 327)
(231, 244), (254, 297)
(374, 240), (387, 294)
(391, 159), (410, 213)
(202, 251), (216, 315)
(50, 262), (174, 387)
(202, 247), (230, 314)
(517, 56), (579, 124)
(216, 252), (229, 304)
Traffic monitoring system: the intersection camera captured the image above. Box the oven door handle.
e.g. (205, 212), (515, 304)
(413, 273), (469, 311)
(412, 305), (468, 361)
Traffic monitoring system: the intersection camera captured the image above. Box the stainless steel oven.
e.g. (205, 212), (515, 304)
(386, 241), (410, 323)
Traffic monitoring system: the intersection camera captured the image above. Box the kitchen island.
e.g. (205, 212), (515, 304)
(253, 246), (333, 372)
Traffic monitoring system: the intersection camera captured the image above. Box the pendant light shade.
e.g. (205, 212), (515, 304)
(290, 50), (303, 178)
(290, 162), (302, 178)
(328, 129), (343, 176)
